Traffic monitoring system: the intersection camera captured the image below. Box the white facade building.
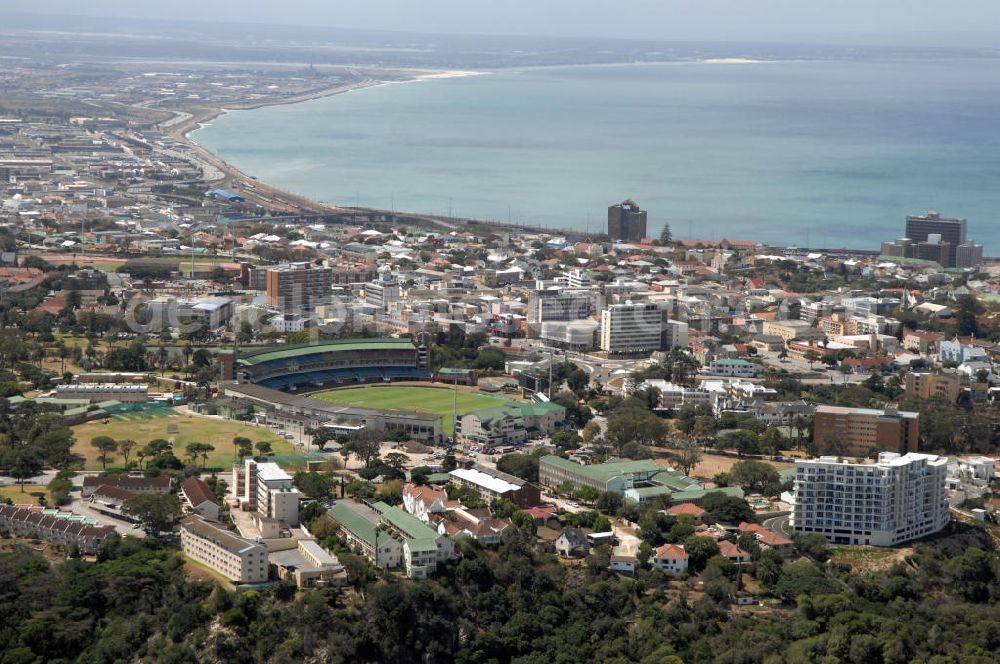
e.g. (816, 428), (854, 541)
(792, 452), (949, 546)
(233, 460), (300, 526)
(180, 516), (269, 583)
(600, 302), (663, 355)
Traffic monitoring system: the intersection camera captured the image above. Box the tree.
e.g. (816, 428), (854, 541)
(384, 452), (409, 473)
(8, 448), (43, 490)
(496, 453), (540, 483)
(343, 430), (381, 466)
(659, 223), (672, 243)
(294, 471), (336, 499)
(233, 436), (253, 462)
(673, 439), (702, 476)
(774, 560), (840, 598)
(511, 510), (537, 536)
(119, 439), (136, 467)
(729, 460), (780, 493)
(683, 535), (720, 572)
(760, 427), (785, 457)
(580, 420), (602, 445)
(803, 349), (820, 370)
(605, 403), (667, 454)
(122, 493), (182, 533)
(255, 441), (274, 458)
(90, 435), (118, 470)
(955, 294), (984, 337)
(185, 443), (214, 468)
(701, 492), (754, 523)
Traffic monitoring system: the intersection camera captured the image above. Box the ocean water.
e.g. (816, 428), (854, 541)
(192, 59), (1000, 252)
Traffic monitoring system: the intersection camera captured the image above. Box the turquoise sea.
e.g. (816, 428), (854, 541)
(192, 59), (1000, 252)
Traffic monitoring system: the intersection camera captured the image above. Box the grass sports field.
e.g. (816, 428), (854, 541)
(312, 386), (514, 435)
(72, 411), (311, 471)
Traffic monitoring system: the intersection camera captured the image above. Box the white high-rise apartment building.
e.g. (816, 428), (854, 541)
(792, 452), (949, 546)
(600, 302), (663, 355)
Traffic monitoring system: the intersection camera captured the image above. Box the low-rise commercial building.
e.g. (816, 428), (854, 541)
(180, 515), (269, 583)
(538, 456), (661, 494)
(449, 465), (541, 507)
(456, 401), (565, 447)
(791, 452), (949, 546)
(270, 539), (347, 588)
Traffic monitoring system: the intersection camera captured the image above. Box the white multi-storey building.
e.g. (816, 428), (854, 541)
(600, 302), (663, 355)
(792, 452), (949, 546)
(180, 516), (269, 583)
(233, 459), (300, 526)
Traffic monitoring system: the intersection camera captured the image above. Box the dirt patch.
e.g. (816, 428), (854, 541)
(830, 545), (912, 573)
(652, 450), (793, 482)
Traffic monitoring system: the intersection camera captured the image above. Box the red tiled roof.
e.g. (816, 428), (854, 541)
(653, 543), (688, 560)
(666, 503), (706, 518)
(181, 477), (218, 507)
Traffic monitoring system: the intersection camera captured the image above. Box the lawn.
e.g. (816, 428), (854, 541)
(0, 484), (52, 506)
(72, 411), (310, 471)
(312, 385), (514, 435)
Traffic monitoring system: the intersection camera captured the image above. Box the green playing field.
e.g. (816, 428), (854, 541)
(311, 385), (513, 435)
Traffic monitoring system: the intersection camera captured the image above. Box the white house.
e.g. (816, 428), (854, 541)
(652, 543), (689, 574)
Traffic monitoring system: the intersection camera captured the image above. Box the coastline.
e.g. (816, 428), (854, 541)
(161, 69), (481, 215)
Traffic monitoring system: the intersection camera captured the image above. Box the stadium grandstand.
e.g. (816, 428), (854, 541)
(236, 338), (431, 391)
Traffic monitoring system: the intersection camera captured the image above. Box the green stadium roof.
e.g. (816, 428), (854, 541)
(239, 338), (416, 366)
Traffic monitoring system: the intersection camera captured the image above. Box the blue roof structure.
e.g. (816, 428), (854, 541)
(205, 188), (244, 202)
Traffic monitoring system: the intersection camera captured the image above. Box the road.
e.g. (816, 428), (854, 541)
(763, 514), (791, 538)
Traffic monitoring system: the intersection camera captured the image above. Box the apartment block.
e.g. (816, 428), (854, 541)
(600, 302), (663, 355)
(180, 515), (269, 583)
(792, 452), (949, 546)
(261, 262), (333, 309)
(813, 405), (919, 457)
(904, 370), (967, 404)
(232, 459), (300, 526)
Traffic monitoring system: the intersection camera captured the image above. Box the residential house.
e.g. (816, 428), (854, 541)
(555, 528), (590, 558)
(652, 543), (689, 574)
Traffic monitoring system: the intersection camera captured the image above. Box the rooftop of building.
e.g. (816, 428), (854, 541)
(540, 455), (660, 483)
(238, 337), (416, 366)
(450, 467), (522, 495)
(181, 515), (262, 555)
(815, 404), (919, 418)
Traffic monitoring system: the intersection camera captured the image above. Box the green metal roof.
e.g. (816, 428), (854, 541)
(540, 455), (660, 483)
(669, 486), (745, 502)
(652, 469), (702, 491)
(328, 502), (379, 548)
(239, 338), (416, 366)
(425, 473), (452, 484)
(373, 502), (439, 553)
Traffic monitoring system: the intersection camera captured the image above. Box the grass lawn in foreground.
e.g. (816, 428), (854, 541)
(312, 385), (514, 435)
(72, 411), (309, 471)
(0, 484), (53, 506)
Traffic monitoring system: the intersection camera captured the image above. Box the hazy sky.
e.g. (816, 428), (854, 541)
(19, 1), (1000, 45)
